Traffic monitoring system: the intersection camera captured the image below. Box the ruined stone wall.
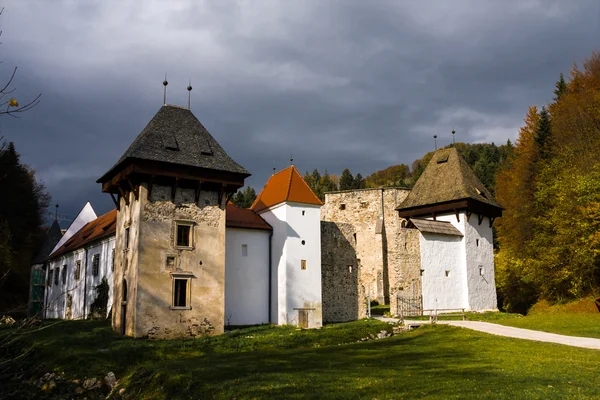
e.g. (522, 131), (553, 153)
(320, 221), (367, 322)
(321, 188), (411, 307)
(388, 227), (422, 316)
(112, 183), (226, 339)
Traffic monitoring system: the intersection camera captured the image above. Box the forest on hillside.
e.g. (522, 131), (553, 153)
(495, 53), (600, 312)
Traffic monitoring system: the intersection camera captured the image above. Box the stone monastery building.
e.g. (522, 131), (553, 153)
(35, 105), (502, 339)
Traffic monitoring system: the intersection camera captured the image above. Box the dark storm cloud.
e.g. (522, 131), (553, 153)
(1, 0), (598, 223)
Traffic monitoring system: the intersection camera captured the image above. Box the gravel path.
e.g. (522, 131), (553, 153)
(437, 320), (600, 349)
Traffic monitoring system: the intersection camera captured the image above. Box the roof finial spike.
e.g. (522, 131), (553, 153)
(187, 79), (192, 110)
(452, 128), (456, 145)
(290, 153), (294, 166)
(55, 204), (59, 221)
(163, 74), (169, 105)
(433, 135), (438, 150)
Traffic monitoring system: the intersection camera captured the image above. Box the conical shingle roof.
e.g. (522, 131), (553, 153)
(396, 147), (503, 217)
(251, 166), (323, 213)
(98, 105), (249, 184)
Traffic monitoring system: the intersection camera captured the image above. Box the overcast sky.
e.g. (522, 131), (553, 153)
(1, 0), (598, 224)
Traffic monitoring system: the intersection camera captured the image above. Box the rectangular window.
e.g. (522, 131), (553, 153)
(348, 265), (353, 273)
(301, 259), (307, 270)
(75, 260), (81, 280)
(175, 223), (193, 248)
(339, 204), (346, 211)
(420, 269), (424, 277)
(241, 244), (248, 257)
(479, 266), (484, 276)
(47, 269), (53, 287)
(61, 265), (67, 285)
(92, 254), (100, 277)
(54, 268), (59, 285)
(171, 276), (191, 309)
(445, 270), (451, 277)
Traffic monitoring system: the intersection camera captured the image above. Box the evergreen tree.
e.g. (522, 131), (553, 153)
(553, 72), (568, 101)
(0, 142), (50, 311)
(231, 186), (257, 208)
(535, 106), (552, 159)
(339, 168), (355, 191)
(320, 170), (336, 197)
(354, 173), (365, 189)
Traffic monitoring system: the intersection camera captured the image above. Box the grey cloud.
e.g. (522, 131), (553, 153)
(1, 0), (598, 221)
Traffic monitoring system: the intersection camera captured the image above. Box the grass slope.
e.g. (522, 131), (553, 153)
(2, 319), (600, 399)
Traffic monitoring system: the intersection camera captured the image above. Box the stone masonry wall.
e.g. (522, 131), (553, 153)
(320, 221), (367, 322)
(123, 183), (226, 339)
(321, 188), (412, 309)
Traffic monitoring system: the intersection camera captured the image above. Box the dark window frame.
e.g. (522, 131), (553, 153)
(92, 254), (100, 277)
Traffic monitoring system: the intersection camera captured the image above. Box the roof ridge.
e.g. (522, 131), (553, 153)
(291, 166), (323, 205)
(285, 166), (294, 201)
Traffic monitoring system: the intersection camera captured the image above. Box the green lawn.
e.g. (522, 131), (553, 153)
(2, 319), (600, 399)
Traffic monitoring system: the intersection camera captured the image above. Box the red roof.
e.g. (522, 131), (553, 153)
(251, 166), (323, 213)
(49, 209), (117, 259)
(226, 203), (272, 231)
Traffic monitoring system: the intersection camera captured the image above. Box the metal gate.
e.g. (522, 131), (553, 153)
(396, 294), (423, 319)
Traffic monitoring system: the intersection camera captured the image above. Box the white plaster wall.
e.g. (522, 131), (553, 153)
(464, 214), (498, 310)
(258, 204), (288, 324)
(44, 237), (115, 319)
(419, 231), (466, 311)
(225, 228), (270, 326)
(51, 203), (97, 254)
(284, 202), (322, 328)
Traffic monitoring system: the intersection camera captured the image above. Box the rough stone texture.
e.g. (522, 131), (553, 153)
(388, 227), (422, 316)
(320, 221), (367, 322)
(112, 183), (226, 339)
(321, 188), (412, 306)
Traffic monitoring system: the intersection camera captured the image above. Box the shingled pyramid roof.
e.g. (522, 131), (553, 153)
(251, 166), (323, 213)
(396, 147), (503, 217)
(98, 105), (249, 184)
(32, 220), (63, 264)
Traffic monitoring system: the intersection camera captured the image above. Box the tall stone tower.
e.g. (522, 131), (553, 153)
(251, 166), (324, 328)
(396, 147), (503, 311)
(97, 105), (249, 339)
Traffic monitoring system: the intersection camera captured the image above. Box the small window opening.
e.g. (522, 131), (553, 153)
(301, 260), (307, 270)
(75, 260), (81, 280)
(301, 240), (306, 245)
(172, 278), (190, 308)
(420, 269), (424, 277)
(339, 204), (346, 211)
(124, 227), (130, 250)
(54, 268), (59, 285)
(61, 265), (67, 285)
(445, 270), (451, 277)
(92, 254), (100, 277)
(476, 239), (479, 247)
(241, 244), (248, 257)
(302, 210), (305, 216)
(176, 223), (192, 248)
(479, 266), (484, 276)
(47, 269), (53, 287)
(360, 201), (367, 208)
(166, 256), (176, 270)
(353, 233), (357, 243)
(348, 265), (353, 273)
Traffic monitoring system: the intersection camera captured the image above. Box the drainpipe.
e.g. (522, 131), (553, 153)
(42, 262), (48, 319)
(82, 248), (88, 319)
(268, 230), (273, 323)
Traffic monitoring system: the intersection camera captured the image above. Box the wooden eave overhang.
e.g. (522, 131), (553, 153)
(97, 158), (250, 194)
(396, 198), (504, 219)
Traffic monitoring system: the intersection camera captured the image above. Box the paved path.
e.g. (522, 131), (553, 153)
(373, 316), (600, 350)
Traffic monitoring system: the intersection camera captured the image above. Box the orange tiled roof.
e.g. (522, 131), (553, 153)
(251, 166), (323, 213)
(226, 203), (272, 231)
(49, 209), (117, 259)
